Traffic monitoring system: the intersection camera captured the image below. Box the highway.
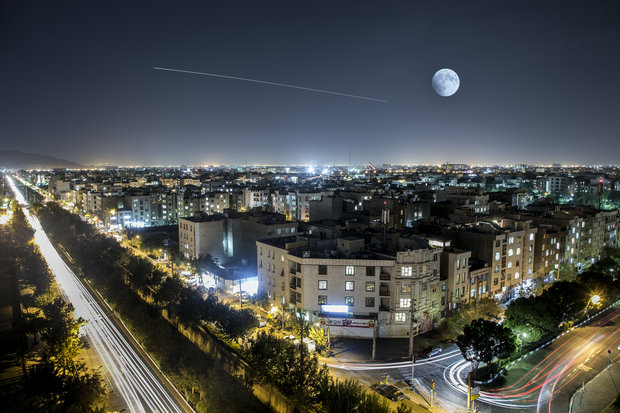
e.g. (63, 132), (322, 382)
(7, 175), (193, 413)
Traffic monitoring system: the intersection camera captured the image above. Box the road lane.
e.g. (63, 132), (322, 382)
(7, 175), (193, 413)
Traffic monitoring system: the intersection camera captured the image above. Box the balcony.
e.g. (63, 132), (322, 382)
(379, 287), (390, 297)
(380, 272), (390, 281)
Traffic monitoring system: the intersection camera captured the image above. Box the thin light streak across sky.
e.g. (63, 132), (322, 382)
(153, 66), (388, 103)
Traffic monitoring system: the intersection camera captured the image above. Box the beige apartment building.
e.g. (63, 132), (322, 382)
(257, 235), (444, 338)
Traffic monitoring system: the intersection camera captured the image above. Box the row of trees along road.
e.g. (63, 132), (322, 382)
(1, 204), (105, 412)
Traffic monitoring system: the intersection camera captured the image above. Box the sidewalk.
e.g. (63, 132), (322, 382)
(570, 361), (620, 413)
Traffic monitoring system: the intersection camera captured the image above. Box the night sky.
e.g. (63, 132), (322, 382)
(2, 1), (620, 166)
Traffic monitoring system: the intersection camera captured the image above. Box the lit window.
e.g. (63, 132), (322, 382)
(394, 313), (406, 323)
(401, 266), (412, 277)
(318, 295), (327, 305)
(529, 233), (534, 241)
(495, 252), (501, 261)
(365, 282), (375, 292)
(509, 236), (514, 244)
(345, 266), (355, 276)
(400, 298), (411, 308)
(508, 249), (513, 256)
(507, 261), (513, 269)
(345, 296), (354, 306)
(345, 281), (355, 291)
(318, 280), (327, 290)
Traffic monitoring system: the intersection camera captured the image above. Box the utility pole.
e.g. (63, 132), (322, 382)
(467, 371), (471, 413)
(467, 370), (479, 413)
(299, 311), (305, 389)
(281, 297), (286, 330)
(326, 314), (331, 356)
(371, 319), (377, 361)
(409, 295), (417, 383)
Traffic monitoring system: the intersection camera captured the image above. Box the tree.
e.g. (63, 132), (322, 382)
(504, 296), (558, 342)
(38, 298), (86, 373)
(309, 326), (328, 351)
(154, 275), (184, 309)
(10, 204), (33, 247)
(542, 281), (589, 325)
(558, 262), (578, 282)
(20, 297), (105, 412)
(248, 332), (329, 406)
(445, 298), (502, 337)
(457, 319), (517, 375)
(577, 271), (620, 304)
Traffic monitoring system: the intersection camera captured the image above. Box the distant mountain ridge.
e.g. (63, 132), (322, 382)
(0, 150), (82, 170)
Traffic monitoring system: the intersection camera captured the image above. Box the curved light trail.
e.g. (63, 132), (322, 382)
(7, 175), (192, 413)
(442, 308), (620, 411)
(326, 349), (461, 371)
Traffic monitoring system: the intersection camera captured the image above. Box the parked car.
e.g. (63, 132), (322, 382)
(417, 346), (442, 359)
(257, 316), (268, 328)
(373, 384), (406, 401)
(428, 346), (443, 357)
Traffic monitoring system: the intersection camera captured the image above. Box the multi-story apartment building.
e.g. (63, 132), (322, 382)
(204, 192), (229, 215)
(271, 190), (297, 221)
(180, 210), (297, 268)
(160, 191), (178, 224)
(178, 214), (226, 261)
(440, 248), (472, 310)
(243, 188), (270, 210)
(257, 235), (443, 338)
(545, 175), (572, 196)
(443, 220), (537, 300)
(297, 191), (323, 221)
(177, 186), (206, 218)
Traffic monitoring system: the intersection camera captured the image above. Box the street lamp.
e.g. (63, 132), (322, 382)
(518, 332), (528, 352)
(591, 295), (601, 305)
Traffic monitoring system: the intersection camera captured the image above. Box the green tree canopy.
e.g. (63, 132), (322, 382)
(457, 318), (517, 370)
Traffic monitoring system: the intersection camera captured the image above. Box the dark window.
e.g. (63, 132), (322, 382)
(365, 297), (375, 307)
(319, 265), (328, 275)
(366, 266), (375, 276)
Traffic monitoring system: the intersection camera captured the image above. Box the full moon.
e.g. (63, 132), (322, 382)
(432, 68), (460, 97)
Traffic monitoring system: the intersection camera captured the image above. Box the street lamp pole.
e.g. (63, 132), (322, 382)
(371, 319), (377, 361)
(409, 296), (417, 383)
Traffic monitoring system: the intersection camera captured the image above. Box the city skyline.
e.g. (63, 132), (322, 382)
(2, 1), (620, 165)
